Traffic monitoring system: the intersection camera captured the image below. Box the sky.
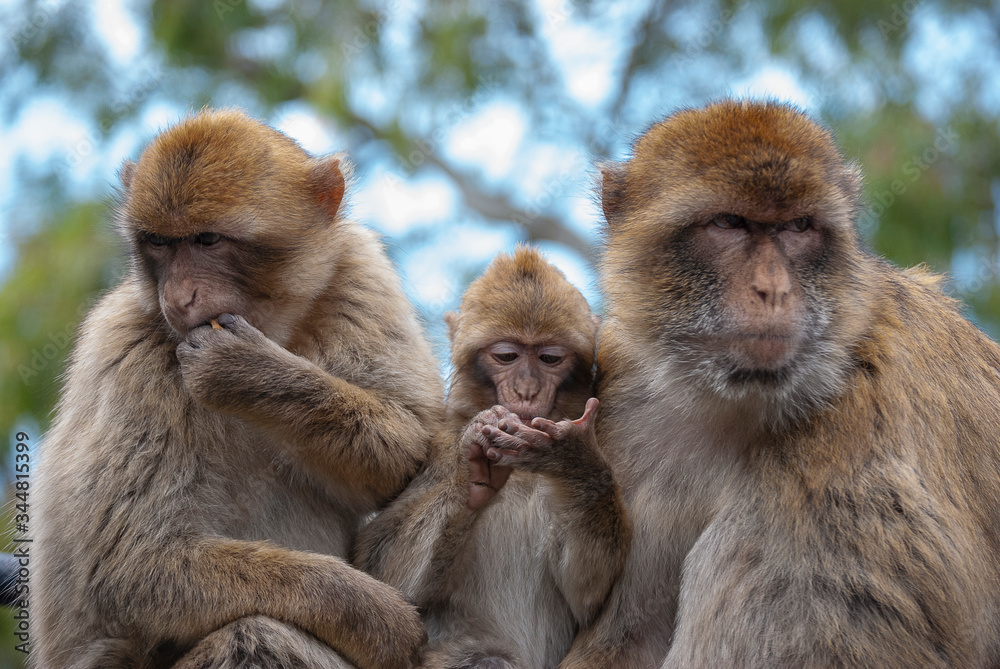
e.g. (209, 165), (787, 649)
(0, 0), (822, 305)
(1, 0), (996, 360)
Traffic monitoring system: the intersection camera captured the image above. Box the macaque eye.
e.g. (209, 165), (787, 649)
(539, 354), (563, 365)
(494, 352), (519, 363)
(784, 217), (813, 233)
(196, 232), (222, 246)
(144, 233), (172, 247)
(712, 213), (747, 230)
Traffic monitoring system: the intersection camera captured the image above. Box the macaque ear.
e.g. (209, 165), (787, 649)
(600, 163), (627, 228)
(444, 311), (461, 343)
(119, 160), (136, 189)
(310, 156), (346, 219)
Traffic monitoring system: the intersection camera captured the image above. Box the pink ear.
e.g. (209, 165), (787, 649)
(311, 156), (345, 218)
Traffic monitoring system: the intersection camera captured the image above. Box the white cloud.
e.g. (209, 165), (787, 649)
(91, 0), (142, 64)
(357, 167), (458, 235)
(273, 104), (338, 155)
(445, 101), (525, 180)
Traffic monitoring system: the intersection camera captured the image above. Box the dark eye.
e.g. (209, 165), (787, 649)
(196, 232), (222, 246)
(784, 217), (813, 233)
(494, 352), (518, 363)
(145, 233), (171, 247)
(712, 213), (746, 230)
(539, 354), (563, 365)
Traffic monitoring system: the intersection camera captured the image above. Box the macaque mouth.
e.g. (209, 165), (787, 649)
(728, 366), (793, 387)
(505, 403), (549, 422)
(726, 332), (800, 369)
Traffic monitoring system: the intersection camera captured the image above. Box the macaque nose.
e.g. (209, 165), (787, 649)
(750, 256), (791, 310)
(513, 374), (540, 400)
(162, 273), (198, 312)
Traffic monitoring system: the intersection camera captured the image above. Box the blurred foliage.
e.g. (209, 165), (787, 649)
(2, 0), (1000, 662)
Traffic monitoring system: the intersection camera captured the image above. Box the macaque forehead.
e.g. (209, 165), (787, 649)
(628, 100), (855, 225)
(123, 110), (312, 239)
(454, 246), (597, 363)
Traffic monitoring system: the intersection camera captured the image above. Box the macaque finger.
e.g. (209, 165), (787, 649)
(512, 424), (556, 448)
(184, 323), (226, 349)
(481, 426), (530, 451)
(214, 313), (264, 339)
(530, 416), (558, 431)
(497, 419), (521, 434)
(572, 397), (600, 428)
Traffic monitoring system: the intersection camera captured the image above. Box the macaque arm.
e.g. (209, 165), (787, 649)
(353, 455), (477, 607)
(353, 408), (517, 606)
(483, 399), (632, 627)
(107, 536), (423, 669)
(558, 504), (677, 669)
(247, 360), (428, 499)
(542, 427), (631, 626)
(178, 316), (430, 500)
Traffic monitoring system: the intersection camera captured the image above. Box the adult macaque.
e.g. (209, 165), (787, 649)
(560, 99), (1000, 668)
(33, 109), (443, 669)
(354, 246), (630, 669)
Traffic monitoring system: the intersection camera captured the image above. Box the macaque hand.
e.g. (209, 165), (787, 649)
(463, 406), (519, 511)
(481, 398), (599, 473)
(177, 313), (299, 415)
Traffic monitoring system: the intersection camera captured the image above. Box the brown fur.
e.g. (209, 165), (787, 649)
(33, 109), (443, 669)
(561, 100), (1000, 668)
(354, 246), (630, 669)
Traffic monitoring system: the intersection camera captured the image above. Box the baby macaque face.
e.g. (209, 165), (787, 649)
(478, 341), (576, 421)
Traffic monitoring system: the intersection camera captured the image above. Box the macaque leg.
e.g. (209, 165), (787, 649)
(173, 616), (356, 669)
(420, 640), (517, 669)
(115, 537), (422, 669)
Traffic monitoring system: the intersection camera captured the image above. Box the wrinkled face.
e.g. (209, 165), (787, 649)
(477, 341), (577, 421)
(602, 103), (864, 422)
(133, 230), (288, 339)
(686, 211), (827, 382)
(120, 111), (347, 345)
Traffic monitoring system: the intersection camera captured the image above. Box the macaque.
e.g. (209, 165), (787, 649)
(354, 246), (630, 669)
(32, 109), (444, 669)
(559, 99), (1000, 668)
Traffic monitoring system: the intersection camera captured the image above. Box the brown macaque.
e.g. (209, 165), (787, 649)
(353, 246), (631, 669)
(560, 99), (1000, 668)
(32, 109), (444, 669)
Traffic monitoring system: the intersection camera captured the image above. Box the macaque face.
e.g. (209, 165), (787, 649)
(477, 341), (577, 421)
(690, 212), (825, 380)
(136, 230), (265, 337)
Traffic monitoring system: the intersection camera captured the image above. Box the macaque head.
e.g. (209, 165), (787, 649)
(600, 100), (870, 423)
(446, 246), (598, 422)
(116, 108), (348, 345)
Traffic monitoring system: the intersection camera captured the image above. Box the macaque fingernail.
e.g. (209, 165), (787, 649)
(217, 313), (236, 326)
